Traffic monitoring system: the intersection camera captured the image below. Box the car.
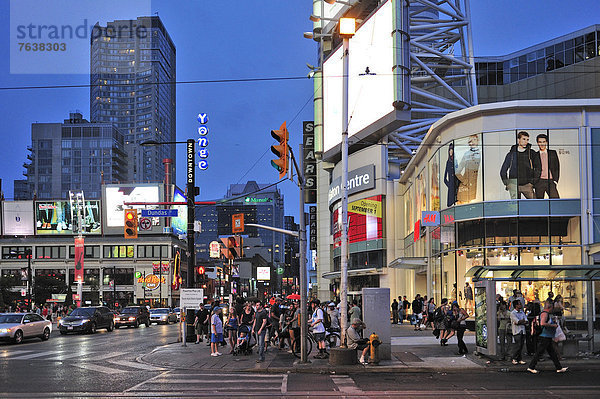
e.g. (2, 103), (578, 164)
(115, 306), (150, 328)
(173, 307), (181, 321)
(149, 308), (177, 324)
(0, 313), (52, 344)
(58, 306), (115, 334)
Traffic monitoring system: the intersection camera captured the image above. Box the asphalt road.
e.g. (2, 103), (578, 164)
(1, 324), (600, 398)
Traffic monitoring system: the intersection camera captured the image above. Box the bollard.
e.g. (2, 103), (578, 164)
(369, 332), (381, 364)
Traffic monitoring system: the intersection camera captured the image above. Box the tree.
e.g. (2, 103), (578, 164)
(64, 284), (73, 307)
(0, 276), (18, 311)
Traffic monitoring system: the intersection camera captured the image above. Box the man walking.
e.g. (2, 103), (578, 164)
(527, 301), (568, 374)
(534, 133), (560, 198)
(412, 294), (423, 330)
(402, 296), (410, 323)
(391, 299), (399, 324)
(253, 301), (268, 363)
(510, 300), (527, 365)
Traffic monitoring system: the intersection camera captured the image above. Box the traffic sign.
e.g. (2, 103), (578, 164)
(141, 209), (178, 217)
(139, 217), (152, 231)
(277, 267), (284, 275)
(232, 213), (244, 233)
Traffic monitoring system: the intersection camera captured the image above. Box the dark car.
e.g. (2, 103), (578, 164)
(115, 306), (150, 328)
(58, 306), (114, 334)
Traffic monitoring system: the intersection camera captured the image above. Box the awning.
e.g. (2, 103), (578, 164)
(321, 267), (383, 280)
(466, 265), (600, 281)
(388, 257), (428, 269)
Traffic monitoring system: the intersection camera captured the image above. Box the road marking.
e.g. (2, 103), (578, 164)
(72, 363), (126, 374)
(45, 351), (96, 360)
(9, 350), (59, 359)
(0, 350), (32, 358)
(163, 373), (285, 378)
(107, 359), (165, 371)
(125, 371), (171, 392)
(150, 378), (282, 384)
(281, 374), (288, 394)
(84, 352), (128, 361)
(331, 375), (362, 394)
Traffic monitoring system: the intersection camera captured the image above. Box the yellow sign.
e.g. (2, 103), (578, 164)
(348, 199), (382, 218)
(137, 275), (166, 290)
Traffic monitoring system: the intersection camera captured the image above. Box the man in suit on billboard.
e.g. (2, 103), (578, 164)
(533, 133), (560, 199)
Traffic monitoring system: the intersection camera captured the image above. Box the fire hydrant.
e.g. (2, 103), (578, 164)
(369, 332), (381, 364)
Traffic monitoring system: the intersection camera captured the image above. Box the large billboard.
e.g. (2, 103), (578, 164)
(2, 201), (33, 236)
(104, 185), (160, 227)
(103, 184), (164, 235)
(171, 187), (187, 236)
(333, 195), (384, 248)
(322, 0), (408, 159)
(35, 200), (101, 235)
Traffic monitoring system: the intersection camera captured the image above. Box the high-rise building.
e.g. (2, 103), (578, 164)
(194, 181), (285, 266)
(15, 112), (127, 200)
(90, 16), (176, 183)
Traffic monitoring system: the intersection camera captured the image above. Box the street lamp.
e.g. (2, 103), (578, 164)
(140, 139), (197, 289)
(338, 17), (355, 348)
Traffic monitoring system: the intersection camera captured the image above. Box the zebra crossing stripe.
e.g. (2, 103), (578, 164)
(84, 352), (127, 361)
(107, 359), (165, 371)
(72, 363), (126, 374)
(9, 351), (59, 360)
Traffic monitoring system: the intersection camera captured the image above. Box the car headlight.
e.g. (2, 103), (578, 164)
(0, 328), (11, 333)
(58, 319), (64, 326)
(77, 319), (90, 325)
(128, 317), (136, 321)
(160, 315), (167, 319)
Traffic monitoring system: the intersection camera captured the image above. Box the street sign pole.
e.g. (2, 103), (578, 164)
(186, 139), (196, 288)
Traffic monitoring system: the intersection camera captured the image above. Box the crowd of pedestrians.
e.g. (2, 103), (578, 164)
(2, 303), (71, 321)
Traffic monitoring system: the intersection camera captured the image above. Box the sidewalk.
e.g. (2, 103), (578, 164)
(139, 323), (600, 374)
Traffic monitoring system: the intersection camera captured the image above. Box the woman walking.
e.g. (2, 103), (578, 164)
(226, 309), (239, 353)
(452, 302), (469, 355)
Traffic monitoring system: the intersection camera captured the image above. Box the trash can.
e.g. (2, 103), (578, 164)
(186, 308), (196, 342)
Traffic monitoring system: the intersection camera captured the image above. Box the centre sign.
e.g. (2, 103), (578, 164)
(328, 164), (376, 207)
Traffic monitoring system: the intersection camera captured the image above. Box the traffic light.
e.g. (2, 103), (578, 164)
(124, 209), (138, 239)
(270, 121), (289, 179)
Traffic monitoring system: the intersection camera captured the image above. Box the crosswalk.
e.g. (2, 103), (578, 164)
(0, 349), (164, 374)
(125, 372), (287, 395)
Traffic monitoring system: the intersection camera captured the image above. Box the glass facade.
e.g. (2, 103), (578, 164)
(90, 17), (176, 183)
(402, 122), (592, 319)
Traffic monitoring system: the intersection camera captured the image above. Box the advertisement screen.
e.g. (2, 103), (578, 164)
(429, 152), (440, 211)
(475, 286), (488, 348)
(484, 129), (580, 201)
(105, 185), (160, 227)
(2, 201), (34, 236)
(323, 0), (395, 155)
(257, 267), (270, 281)
(35, 200), (101, 235)
(171, 187), (187, 236)
(333, 195), (384, 248)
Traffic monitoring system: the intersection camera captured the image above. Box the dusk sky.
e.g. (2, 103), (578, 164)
(0, 0), (597, 217)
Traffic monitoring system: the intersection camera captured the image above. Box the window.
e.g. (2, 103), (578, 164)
(2, 246), (32, 260)
(69, 245), (100, 259)
(35, 246), (66, 259)
(137, 245), (169, 258)
(103, 267), (134, 285)
(103, 245), (134, 258)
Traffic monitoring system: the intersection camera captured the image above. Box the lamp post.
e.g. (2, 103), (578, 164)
(338, 17), (355, 347)
(26, 248), (32, 311)
(141, 139), (196, 289)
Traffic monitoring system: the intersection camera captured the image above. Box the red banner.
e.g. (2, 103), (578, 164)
(74, 237), (84, 283)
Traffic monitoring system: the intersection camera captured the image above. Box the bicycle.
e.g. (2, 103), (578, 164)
(291, 327), (340, 358)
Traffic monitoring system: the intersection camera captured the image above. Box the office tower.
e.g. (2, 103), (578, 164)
(90, 16), (176, 183)
(16, 112), (127, 200)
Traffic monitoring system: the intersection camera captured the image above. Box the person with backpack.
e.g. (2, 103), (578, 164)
(310, 299), (328, 359)
(527, 301), (568, 373)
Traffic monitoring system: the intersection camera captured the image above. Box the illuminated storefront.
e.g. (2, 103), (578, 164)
(398, 100), (600, 321)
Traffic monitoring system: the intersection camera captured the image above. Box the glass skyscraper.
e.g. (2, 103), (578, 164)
(90, 16), (176, 183)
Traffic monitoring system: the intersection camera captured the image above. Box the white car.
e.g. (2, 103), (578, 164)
(0, 313), (52, 344)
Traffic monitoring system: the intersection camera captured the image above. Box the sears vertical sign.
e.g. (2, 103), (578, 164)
(309, 206), (317, 250)
(303, 121), (316, 204)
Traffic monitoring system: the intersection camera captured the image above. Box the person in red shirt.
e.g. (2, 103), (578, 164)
(42, 305), (48, 319)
